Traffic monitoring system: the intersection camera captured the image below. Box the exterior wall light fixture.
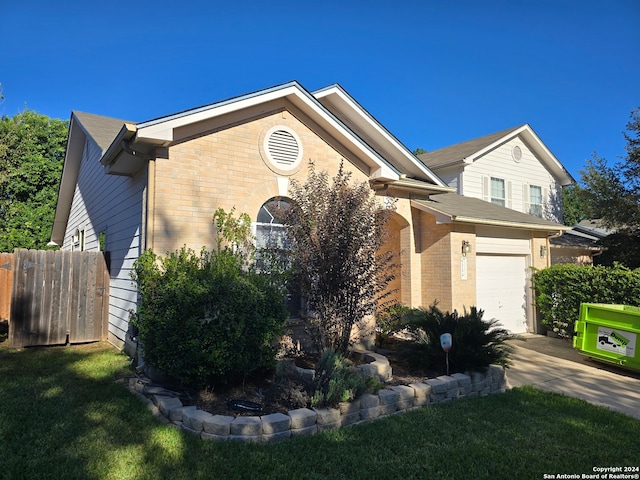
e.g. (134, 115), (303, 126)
(540, 245), (548, 257)
(462, 240), (472, 256)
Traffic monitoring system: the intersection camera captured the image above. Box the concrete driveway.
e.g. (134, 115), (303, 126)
(507, 334), (640, 419)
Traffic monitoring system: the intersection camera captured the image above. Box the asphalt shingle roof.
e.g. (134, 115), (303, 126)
(72, 111), (131, 152)
(417, 125), (524, 169)
(550, 230), (601, 249)
(413, 193), (567, 230)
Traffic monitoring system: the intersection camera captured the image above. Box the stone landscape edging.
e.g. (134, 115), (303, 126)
(126, 353), (509, 443)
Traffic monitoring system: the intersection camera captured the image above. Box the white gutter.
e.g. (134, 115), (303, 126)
(100, 122), (137, 166)
(410, 199), (571, 232)
(450, 216), (570, 232)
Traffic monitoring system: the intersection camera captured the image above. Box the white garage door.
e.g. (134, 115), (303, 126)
(476, 255), (528, 333)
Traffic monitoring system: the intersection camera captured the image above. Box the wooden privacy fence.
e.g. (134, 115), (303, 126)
(0, 249), (109, 348)
(0, 252), (12, 324)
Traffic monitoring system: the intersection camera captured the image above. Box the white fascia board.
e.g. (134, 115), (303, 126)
(134, 81), (400, 181)
(469, 125), (530, 161)
(135, 84), (303, 144)
(371, 165), (400, 182)
(469, 124), (575, 186)
(99, 123), (137, 166)
(286, 91), (400, 181)
(519, 126), (575, 185)
(314, 85), (446, 186)
(50, 115), (86, 245)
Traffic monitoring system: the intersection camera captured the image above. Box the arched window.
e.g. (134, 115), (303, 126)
(255, 198), (290, 251)
(254, 197), (302, 318)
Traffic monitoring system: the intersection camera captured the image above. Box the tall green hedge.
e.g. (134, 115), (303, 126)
(532, 263), (640, 337)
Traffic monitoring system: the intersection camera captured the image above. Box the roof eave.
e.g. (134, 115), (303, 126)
(374, 178), (454, 195)
(131, 81), (402, 182)
(410, 199), (570, 232)
(50, 114), (86, 246)
(100, 123), (137, 167)
(550, 244), (603, 251)
(313, 85), (447, 187)
(451, 216), (571, 232)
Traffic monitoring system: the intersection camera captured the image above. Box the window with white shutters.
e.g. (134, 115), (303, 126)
(529, 185), (543, 217)
(490, 177), (505, 207)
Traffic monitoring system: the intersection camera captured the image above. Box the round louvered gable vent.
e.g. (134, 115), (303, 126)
(263, 126), (303, 172)
(268, 130), (298, 167)
(512, 145), (522, 162)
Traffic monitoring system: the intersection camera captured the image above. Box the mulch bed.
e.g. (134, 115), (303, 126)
(192, 349), (437, 417)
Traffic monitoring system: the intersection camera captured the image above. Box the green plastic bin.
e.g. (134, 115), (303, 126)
(573, 303), (640, 372)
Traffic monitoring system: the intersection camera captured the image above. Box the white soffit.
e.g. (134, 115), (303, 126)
(471, 124), (574, 186)
(134, 82), (400, 182)
(135, 85), (303, 143)
(50, 116), (86, 246)
(314, 85), (447, 187)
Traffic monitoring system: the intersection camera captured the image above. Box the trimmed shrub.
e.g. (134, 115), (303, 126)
(395, 305), (516, 374)
(533, 263), (640, 337)
(131, 246), (288, 389)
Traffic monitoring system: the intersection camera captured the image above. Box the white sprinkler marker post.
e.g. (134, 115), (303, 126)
(440, 333), (453, 376)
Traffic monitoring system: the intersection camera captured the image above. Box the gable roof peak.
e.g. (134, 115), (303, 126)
(417, 124), (526, 168)
(136, 80), (305, 128)
(417, 123), (574, 185)
(71, 111), (132, 152)
(313, 84), (447, 187)
(101, 80), (407, 181)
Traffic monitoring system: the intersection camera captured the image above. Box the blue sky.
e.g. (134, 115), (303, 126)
(1, 0), (638, 180)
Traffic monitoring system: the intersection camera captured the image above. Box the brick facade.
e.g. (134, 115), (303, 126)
(150, 107), (369, 254)
(146, 102), (555, 333)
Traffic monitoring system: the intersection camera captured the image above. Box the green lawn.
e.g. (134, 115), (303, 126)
(1, 342), (638, 480)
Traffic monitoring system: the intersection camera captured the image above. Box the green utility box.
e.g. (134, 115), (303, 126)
(573, 303), (640, 372)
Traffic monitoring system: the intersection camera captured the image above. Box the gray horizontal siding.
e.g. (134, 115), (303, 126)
(62, 136), (146, 355)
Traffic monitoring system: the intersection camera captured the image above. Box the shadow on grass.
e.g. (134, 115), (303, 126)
(0, 342), (182, 479)
(1, 343), (638, 480)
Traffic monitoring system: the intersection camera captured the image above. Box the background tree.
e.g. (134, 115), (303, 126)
(413, 147), (427, 156)
(561, 184), (588, 226)
(578, 108), (640, 230)
(281, 164), (397, 354)
(596, 230), (640, 269)
(0, 110), (68, 251)
(575, 108), (640, 268)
